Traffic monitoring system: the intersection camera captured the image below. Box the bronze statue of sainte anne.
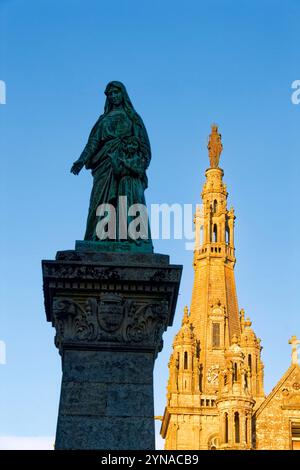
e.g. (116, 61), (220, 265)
(71, 81), (152, 251)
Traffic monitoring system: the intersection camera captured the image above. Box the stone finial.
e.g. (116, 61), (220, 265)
(289, 335), (300, 365)
(244, 317), (252, 328)
(207, 124), (223, 168)
(182, 305), (189, 325)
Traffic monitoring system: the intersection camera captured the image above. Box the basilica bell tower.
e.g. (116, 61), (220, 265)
(160, 125), (265, 450)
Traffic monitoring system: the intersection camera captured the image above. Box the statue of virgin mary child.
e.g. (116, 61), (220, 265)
(71, 81), (152, 248)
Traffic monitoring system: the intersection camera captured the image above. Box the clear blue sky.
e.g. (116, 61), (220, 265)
(0, 0), (299, 448)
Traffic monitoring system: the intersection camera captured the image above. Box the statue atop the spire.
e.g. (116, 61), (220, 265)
(207, 124), (223, 168)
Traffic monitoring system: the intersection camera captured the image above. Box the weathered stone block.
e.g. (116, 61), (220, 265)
(63, 350), (153, 384)
(56, 416), (154, 450)
(59, 381), (107, 416)
(106, 383), (154, 417)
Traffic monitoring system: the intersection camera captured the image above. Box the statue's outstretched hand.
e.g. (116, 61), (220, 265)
(71, 160), (84, 175)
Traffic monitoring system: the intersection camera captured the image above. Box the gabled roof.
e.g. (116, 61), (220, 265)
(255, 364), (300, 418)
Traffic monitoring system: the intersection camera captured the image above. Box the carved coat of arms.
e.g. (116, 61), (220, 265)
(97, 293), (125, 333)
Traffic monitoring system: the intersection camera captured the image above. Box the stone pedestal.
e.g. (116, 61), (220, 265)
(42, 249), (182, 450)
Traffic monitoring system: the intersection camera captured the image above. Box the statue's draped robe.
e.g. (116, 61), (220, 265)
(78, 108), (151, 241)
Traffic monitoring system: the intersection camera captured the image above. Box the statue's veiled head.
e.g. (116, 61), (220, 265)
(104, 81), (136, 119)
(105, 84), (123, 108)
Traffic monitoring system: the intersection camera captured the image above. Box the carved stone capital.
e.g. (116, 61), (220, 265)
(52, 295), (169, 356)
(42, 250), (182, 358)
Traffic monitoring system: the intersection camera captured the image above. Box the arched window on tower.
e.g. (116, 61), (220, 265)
(248, 354), (252, 374)
(198, 363), (203, 392)
(233, 362), (238, 382)
(234, 412), (240, 443)
(245, 417), (248, 443)
(225, 224), (230, 244)
(213, 200), (218, 213)
(213, 224), (218, 242)
(176, 352), (180, 369)
(245, 371), (248, 390)
(200, 225), (204, 245)
(224, 413), (229, 443)
(184, 351), (188, 370)
(212, 323), (220, 348)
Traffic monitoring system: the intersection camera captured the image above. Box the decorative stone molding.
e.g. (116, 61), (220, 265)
(52, 295), (169, 355)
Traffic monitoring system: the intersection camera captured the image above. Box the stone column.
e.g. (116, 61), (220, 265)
(42, 249), (182, 450)
(219, 412), (225, 445)
(230, 410), (235, 446)
(245, 414), (250, 447)
(240, 411), (246, 446)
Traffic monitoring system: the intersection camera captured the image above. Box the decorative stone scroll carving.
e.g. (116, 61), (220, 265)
(52, 294), (169, 354)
